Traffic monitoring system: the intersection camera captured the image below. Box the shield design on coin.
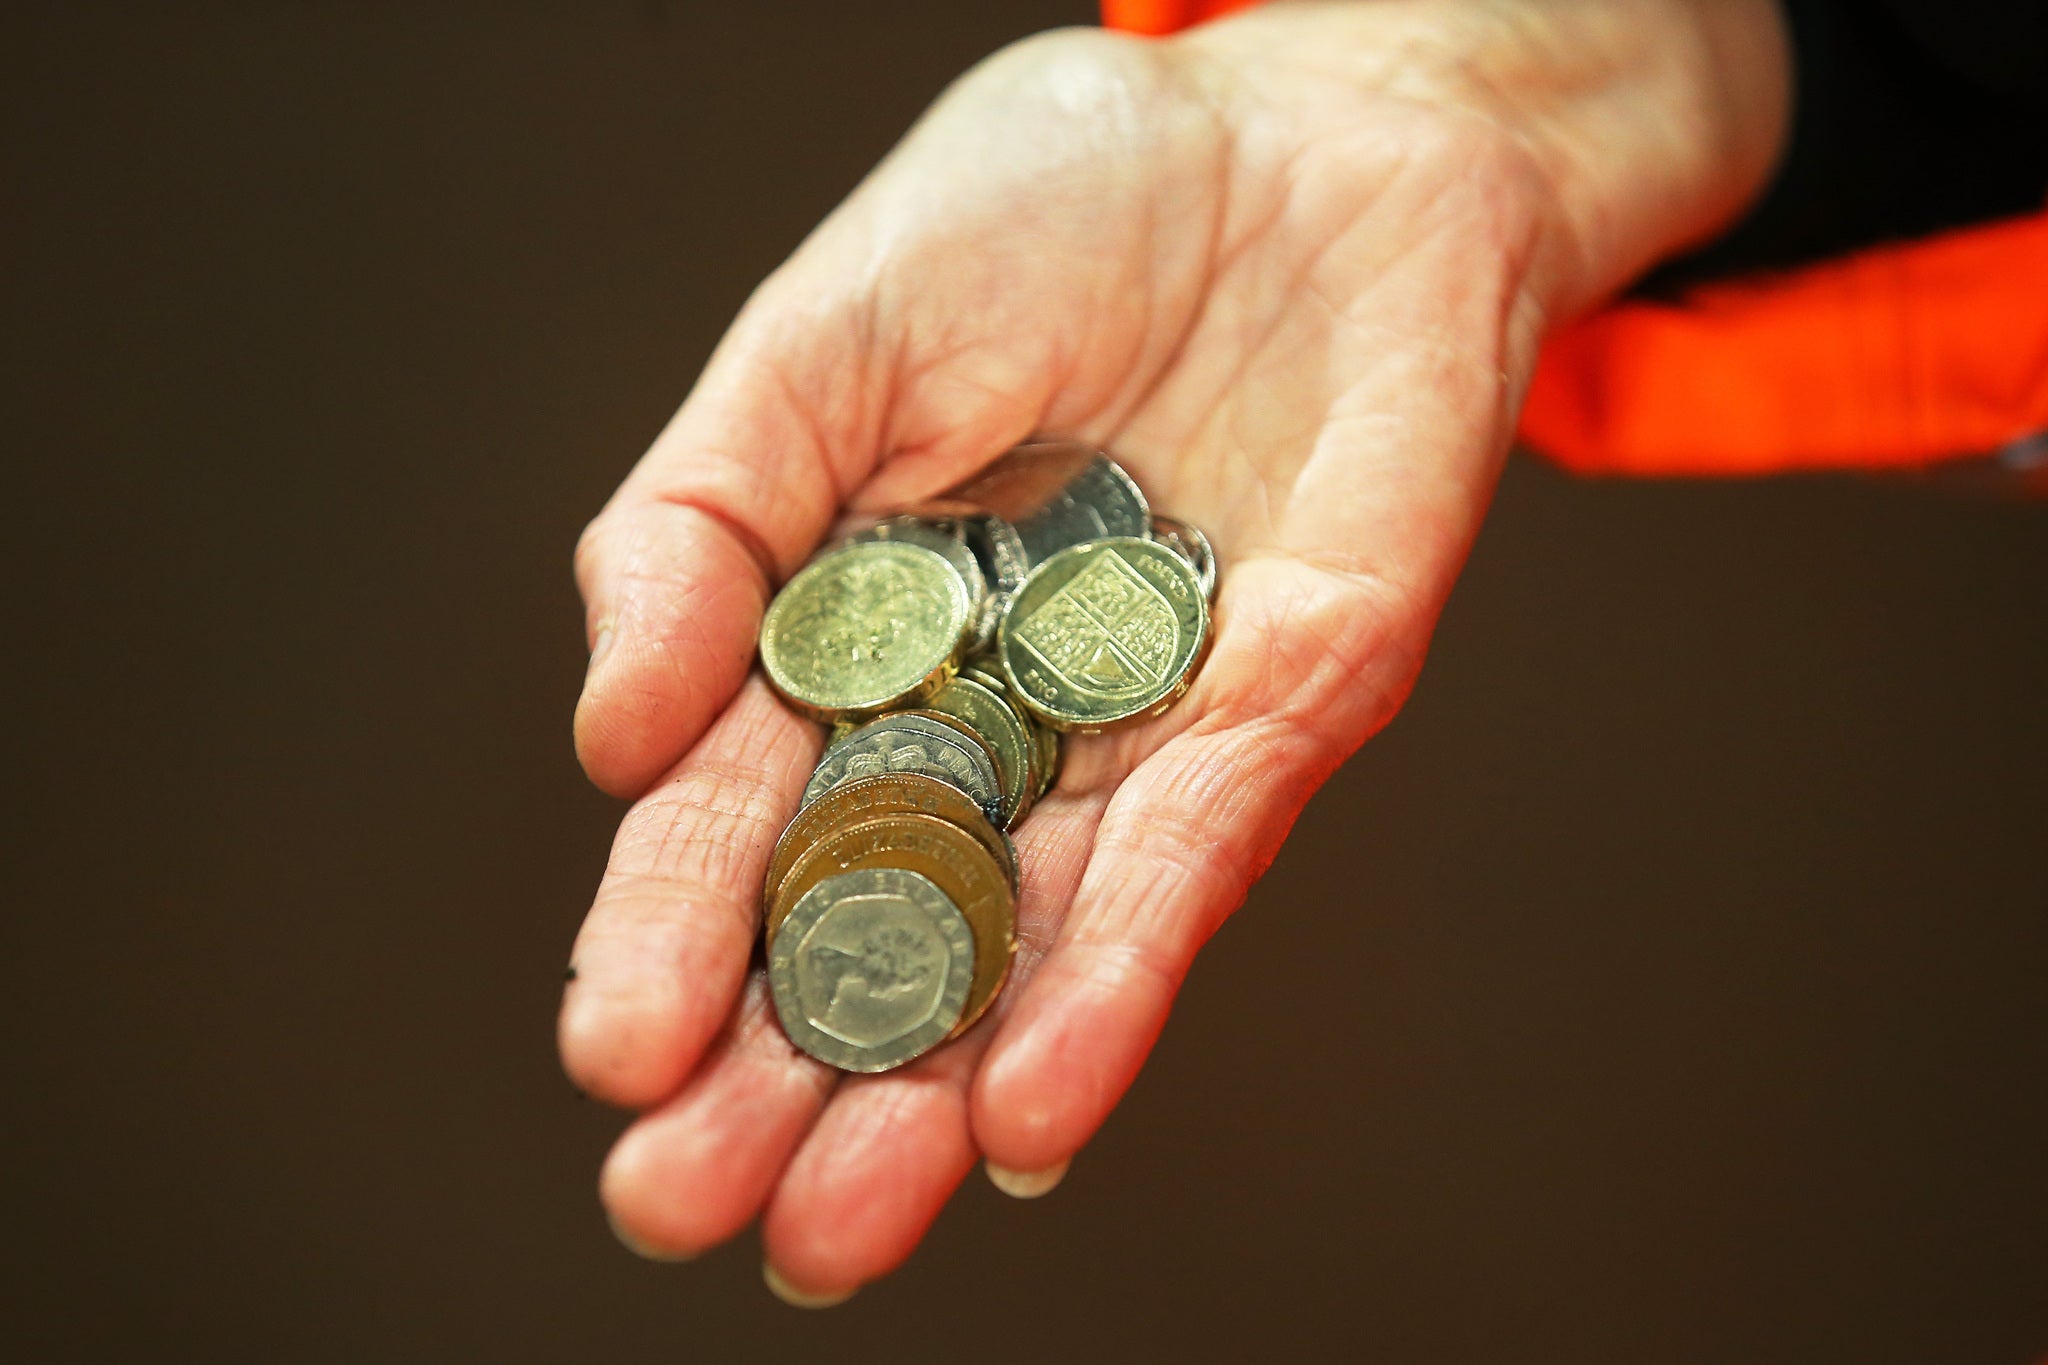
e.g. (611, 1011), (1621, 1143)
(794, 891), (954, 1048)
(1011, 550), (1179, 700)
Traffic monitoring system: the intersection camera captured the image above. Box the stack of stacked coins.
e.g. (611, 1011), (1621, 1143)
(757, 441), (1218, 1072)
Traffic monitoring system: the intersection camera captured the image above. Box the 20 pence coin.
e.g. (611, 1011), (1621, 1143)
(768, 811), (1015, 1039)
(768, 867), (975, 1073)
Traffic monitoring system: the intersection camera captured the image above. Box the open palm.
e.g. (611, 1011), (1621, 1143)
(561, 15), (1640, 1302)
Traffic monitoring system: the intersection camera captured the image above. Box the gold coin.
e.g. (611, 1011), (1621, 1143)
(997, 536), (1210, 732)
(925, 677), (1035, 828)
(927, 672), (1034, 827)
(767, 811), (1014, 1037)
(758, 539), (970, 720)
(962, 660), (1060, 802)
(902, 699), (1025, 827)
(765, 772), (1017, 918)
(1033, 714), (1061, 799)
(849, 515), (988, 607)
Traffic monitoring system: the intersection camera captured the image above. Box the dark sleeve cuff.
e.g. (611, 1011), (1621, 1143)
(1640, 0), (2048, 294)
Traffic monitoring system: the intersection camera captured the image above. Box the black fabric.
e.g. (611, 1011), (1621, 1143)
(1643, 0), (2048, 293)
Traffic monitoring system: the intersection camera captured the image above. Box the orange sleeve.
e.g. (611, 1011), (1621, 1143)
(1519, 209), (2048, 476)
(1102, 0), (2048, 476)
(1099, 0), (1260, 36)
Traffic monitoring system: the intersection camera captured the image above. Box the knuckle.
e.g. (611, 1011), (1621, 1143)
(945, 26), (1204, 166)
(970, 25), (1165, 94)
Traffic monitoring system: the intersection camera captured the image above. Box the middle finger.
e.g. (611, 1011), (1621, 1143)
(757, 787), (1108, 1299)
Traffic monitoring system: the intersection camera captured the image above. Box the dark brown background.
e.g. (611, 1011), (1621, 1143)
(6, 3), (2045, 1361)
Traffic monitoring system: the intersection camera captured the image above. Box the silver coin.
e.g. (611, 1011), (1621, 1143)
(849, 515), (988, 607)
(965, 587), (1005, 654)
(1009, 449), (1151, 568)
(945, 440), (1100, 522)
(802, 711), (1005, 827)
(864, 500), (1029, 596)
(964, 514), (1031, 595)
(945, 441), (1151, 574)
(997, 535), (1211, 732)
(1149, 514), (1218, 602)
(768, 867), (974, 1073)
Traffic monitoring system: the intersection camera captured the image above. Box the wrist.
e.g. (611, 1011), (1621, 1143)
(1169, 0), (1791, 316)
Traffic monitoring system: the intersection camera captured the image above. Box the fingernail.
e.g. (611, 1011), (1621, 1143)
(607, 1211), (695, 1263)
(762, 1262), (856, 1309)
(985, 1157), (1070, 1199)
(586, 624), (615, 678)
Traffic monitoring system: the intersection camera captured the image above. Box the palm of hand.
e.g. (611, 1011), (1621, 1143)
(562, 30), (1552, 1297)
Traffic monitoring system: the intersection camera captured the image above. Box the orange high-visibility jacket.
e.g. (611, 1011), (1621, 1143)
(1104, 0), (2048, 476)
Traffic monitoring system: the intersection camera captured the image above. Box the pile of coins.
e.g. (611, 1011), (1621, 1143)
(756, 441), (1217, 1072)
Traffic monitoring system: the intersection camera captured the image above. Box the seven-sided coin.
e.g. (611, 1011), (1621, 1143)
(768, 867), (976, 1072)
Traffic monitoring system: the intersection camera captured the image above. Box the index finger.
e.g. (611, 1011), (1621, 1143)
(572, 276), (872, 798)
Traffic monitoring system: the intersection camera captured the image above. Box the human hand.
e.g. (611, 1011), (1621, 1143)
(560, 0), (1787, 1303)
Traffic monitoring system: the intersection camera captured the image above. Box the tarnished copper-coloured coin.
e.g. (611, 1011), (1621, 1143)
(765, 772), (1017, 915)
(767, 811), (1015, 1037)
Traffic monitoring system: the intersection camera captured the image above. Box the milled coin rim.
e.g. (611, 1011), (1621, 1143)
(1148, 513), (1218, 603)
(960, 659), (1058, 800)
(758, 539), (971, 719)
(768, 867), (974, 1073)
(799, 710), (1006, 826)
